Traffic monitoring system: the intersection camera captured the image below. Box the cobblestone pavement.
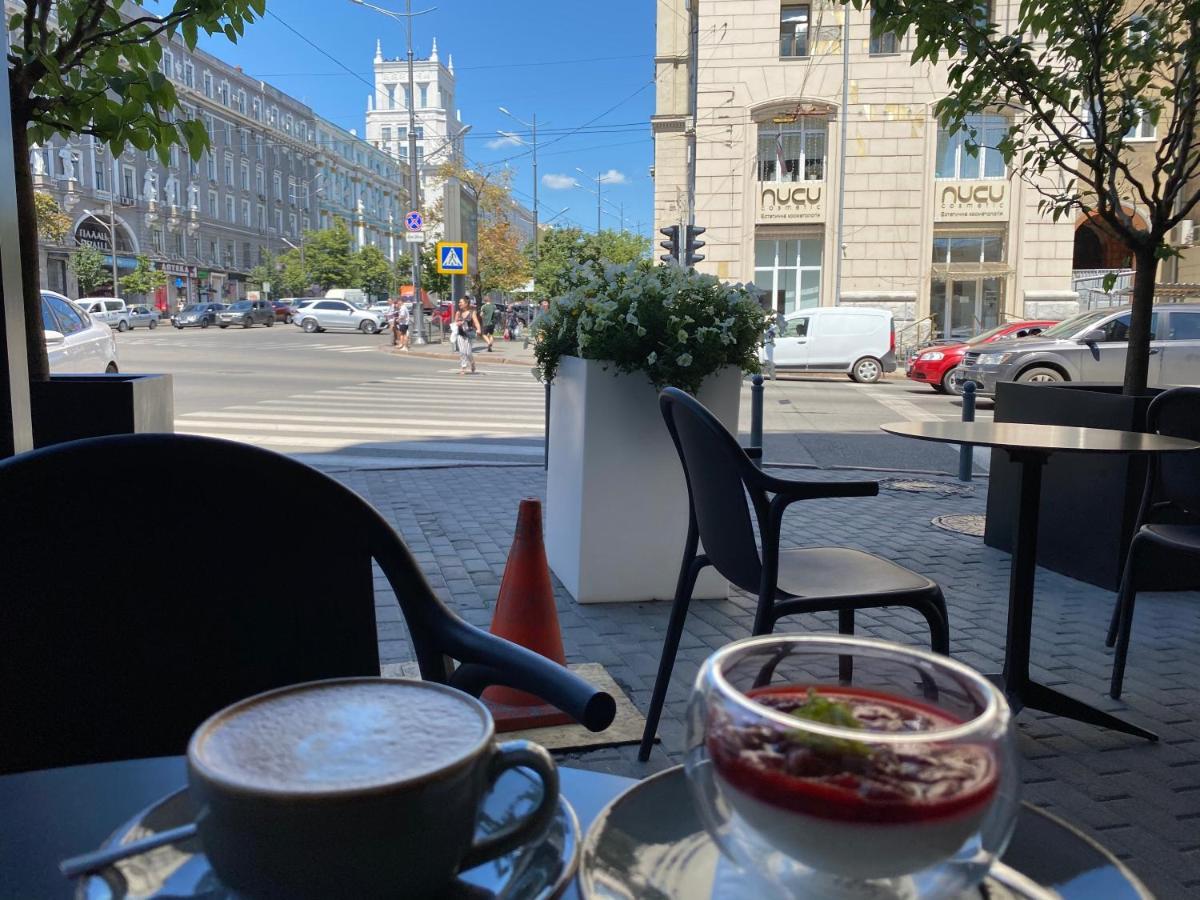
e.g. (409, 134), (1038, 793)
(334, 464), (1200, 898)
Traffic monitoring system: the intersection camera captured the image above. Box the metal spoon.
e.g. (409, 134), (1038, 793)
(987, 860), (1063, 900)
(59, 822), (198, 879)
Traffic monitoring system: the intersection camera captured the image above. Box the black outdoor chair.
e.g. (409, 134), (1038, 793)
(1106, 387), (1200, 699)
(638, 388), (949, 761)
(0, 434), (614, 775)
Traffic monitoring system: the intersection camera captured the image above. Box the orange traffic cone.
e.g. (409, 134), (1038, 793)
(482, 498), (573, 732)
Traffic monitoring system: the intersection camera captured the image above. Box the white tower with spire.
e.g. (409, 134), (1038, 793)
(365, 37), (467, 217)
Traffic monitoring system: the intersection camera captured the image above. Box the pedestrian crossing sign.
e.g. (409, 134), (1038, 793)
(436, 242), (468, 275)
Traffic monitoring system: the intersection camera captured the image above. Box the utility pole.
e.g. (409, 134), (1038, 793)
(350, 0), (434, 342)
(576, 167), (603, 233)
(835, 7), (850, 307)
(499, 107), (539, 262)
(107, 145), (120, 295)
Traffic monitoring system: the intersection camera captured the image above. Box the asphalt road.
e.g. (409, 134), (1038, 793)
(115, 325), (991, 473)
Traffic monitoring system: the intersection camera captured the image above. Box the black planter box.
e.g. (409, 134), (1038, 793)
(30, 374), (174, 448)
(982, 382), (1200, 592)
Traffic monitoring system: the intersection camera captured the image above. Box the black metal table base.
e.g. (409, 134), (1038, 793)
(1000, 450), (1157, 742)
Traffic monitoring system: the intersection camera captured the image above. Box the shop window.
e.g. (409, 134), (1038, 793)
(753, 237), (822, 315)
(935, 114), (1007, 179)
(870, 5), (901, 54)
(758, 119), (826, 182)
(779, 5), (809, 58)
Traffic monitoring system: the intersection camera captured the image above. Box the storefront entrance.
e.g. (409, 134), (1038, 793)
(930, 277), (1003, 341)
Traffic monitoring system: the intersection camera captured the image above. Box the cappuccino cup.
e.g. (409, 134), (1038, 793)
(186, 677), (559, 899)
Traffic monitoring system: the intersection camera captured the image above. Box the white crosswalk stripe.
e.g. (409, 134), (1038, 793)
(176, 373), (546, 467)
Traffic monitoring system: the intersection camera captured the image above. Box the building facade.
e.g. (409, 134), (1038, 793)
(653, 1), (1081, 340)
(25, 12), (408, 308)
(365, 37), (468, 220)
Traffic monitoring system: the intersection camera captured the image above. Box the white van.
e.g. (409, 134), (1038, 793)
(76, 297), (130, 332)
(761, 306), (898, 383)
(324, 288), (367, 309)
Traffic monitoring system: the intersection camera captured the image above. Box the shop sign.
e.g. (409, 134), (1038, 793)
(936, 180), (1008, 222)
(73, 216), (133, 253)
(757, 182), (824, 223)
(156, 261), (196, 278)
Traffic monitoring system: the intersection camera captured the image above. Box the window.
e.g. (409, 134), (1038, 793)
(209, 240), (219, 264)
(269, 105), (278, 127)
(418, 83), (428, 107)
(1167, 311), (1200, 341)
(1093, 312), (1157, 342)
(240, 129), (248, 155)
(252, 98), (262, 121)
(381, 126), (391, 142)
(255, 166), (265, 194)
(169, 145), (179, 169)
(284, 113), (293, 135)
(241, 199), (251, 227)
(870, 5), (900, 54)
(274, 209), (283, 233)
(288, 177), (297, 205)
(779, 5), (809, 57)
(932, 232), (1005, 265)
(236, 89), (246, 115)
(188, 183), (200, 210)
(225, 195), (235, 222)
(935, 114), (1007, 179)
(257, 204), (266, 229)
(758, 119), (826, 182)
(273, 172), (282, 199)
(174, 231), (185, 256)
(121, 166), (136, 201)
(161, 50), (174, 79)
(255, 134), (264, 161)
(754, 237), (822, 314)
(224, 121), (233, 148)
(1125, 107), (1156, 141)
(93, 153), (109, 193)
(289, 213), (298, 236)
(226, 241), (235, 267)
(208, 190), (218, 217)
(224, 154), (234, 186)
(167, 178), (180, 206)
(205, 152), (217, 182)
(317, 301), (348, 311)
(218, 81), (229, 106)
(240, 161), (250, 190)
(202, 71), (213, 98)
(48, 295), (86, 335)
(151, 228), (165, 253)
(302, 182), (310, 209)
(243, 242), (251, 267)
(182, 61), (194, 89)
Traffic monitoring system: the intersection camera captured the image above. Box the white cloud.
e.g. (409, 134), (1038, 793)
(486, 131), (522, 150)
(598, 168), (628, 185)
(542, 173), (578, 190)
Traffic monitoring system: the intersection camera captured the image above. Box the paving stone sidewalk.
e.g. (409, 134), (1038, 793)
(334, 463), (1200, 899)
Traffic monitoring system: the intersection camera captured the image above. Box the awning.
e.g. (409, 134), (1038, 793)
(100, 255), (138, 271)
(931, 262), (1014, 281)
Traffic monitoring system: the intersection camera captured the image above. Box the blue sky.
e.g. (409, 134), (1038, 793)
(197, 1), (656, 237)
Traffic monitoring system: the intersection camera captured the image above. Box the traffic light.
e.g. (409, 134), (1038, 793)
(659, 225), (680, 265)
(684, 225), (706, 267)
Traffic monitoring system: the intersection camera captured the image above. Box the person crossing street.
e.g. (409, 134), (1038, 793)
(453, 297), (480, 375)
(480, 297), (497, 352)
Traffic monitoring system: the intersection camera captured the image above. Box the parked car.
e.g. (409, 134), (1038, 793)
(125, 305), (160, 330)
(41, 290), (119, 373)
(76, 297), (130, 333)
(218, 299), (275, 329)
(271, 300), (300, 324)
(759, 306), (898, 383)
(907, 320), (1058, 394)
(173, 303), (225, 328)
(292, 299), (387, 334)
(956, 303), (1200, 395)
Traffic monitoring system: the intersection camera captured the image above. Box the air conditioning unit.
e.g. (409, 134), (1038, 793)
(1180, 220), (1196, 247)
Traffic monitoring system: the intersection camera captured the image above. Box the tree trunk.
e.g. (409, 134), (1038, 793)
(1121, 245), (1159, 396)
(9, 94), (49, 382)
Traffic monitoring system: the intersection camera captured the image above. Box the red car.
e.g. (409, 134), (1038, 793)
(907, 320), (1058, 393)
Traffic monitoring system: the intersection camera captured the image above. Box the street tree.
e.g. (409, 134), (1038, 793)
(119, 255), (167, 297)
(434, 161), (529, 298)
(274, 248), (310, 297)
(353, 244), (393, 298)
(859, 0), (1200, 395)
(10, 0), (267, 380)
(34, 192), (71, 242)
(417, 251), (449, 298)
(302, 219), (354, 290)
(68, 247), (110, 296)
(526, 226), (649, 300)
(247, 249), (275, 295)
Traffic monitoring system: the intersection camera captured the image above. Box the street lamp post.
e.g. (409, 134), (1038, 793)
(350, 0), (434, 344)
(82, 206), (121, 297)
(280, 236), (305, 289)
(498, 106), (538, 263)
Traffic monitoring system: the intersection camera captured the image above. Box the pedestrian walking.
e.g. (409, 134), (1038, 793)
(453, 297), (480, 375)
(505, 306), (519, 341)
(525, 299), (551, 348)
(394, 299), (411, 351)
(480, 296), (497, 352)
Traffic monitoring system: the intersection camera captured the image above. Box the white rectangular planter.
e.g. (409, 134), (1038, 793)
(546, 356), (742, 604)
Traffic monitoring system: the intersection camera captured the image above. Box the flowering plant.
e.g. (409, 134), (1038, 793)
(533, 261), (768, 395)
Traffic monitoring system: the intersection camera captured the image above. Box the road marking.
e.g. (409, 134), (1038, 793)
(179, 411), (544, 430)
(174, 429), (543, 456)
(858, 386), (943, 423)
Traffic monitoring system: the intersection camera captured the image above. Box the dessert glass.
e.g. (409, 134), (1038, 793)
(685, 635), (1018, 899)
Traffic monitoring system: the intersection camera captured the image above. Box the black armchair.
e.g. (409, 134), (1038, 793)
(0, 434), (614, 775)
(1106, 387), (1200, 699)
(638, 388), (948, 761)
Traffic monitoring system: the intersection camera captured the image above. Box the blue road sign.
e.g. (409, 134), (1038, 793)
(404, 211), (423, 231)
(436, 242), (468, 274)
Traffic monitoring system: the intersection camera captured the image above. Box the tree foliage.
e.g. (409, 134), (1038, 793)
(859, 0), (1200, 394)
(353, 244), (393, 297)
(302, 218), (354, 290)
(10, 0), (268, 379)
(68, 247), (111, 296)
(417, 250), (450, 297)
(33, 192), (71, 241)
(526, 226), (650, 300)
(119, 255), (167, 296)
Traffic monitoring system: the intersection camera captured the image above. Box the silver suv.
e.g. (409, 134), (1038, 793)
(956, 304), (1200, 395)
(292, 299), (387, 334)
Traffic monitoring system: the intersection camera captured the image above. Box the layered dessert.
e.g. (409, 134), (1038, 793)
(707, 685), (998, 879)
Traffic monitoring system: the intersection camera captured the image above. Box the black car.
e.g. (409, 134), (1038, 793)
(173, 303), (226, 328)
(218, 300), (275, 329)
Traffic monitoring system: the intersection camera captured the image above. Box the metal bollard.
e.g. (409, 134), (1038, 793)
(750, 374), (764, 468)
(958, 380), (976, 482)
(544, 381), (551, 471)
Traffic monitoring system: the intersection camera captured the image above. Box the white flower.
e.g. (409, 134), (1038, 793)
(677, 328), (689, 343)
(625, 311), (639, 326)
(637, 326), (647, 337)
(646, 351), (658, 365)
(676, 353), (693, 367)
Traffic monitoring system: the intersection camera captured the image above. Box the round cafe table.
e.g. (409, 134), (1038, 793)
(0, 756), (1150, 899)
(881, 420), (1200, 741)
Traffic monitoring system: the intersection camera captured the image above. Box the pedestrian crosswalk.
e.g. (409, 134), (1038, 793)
(175, 368), (547, 468)
(122, 336), (382, 354)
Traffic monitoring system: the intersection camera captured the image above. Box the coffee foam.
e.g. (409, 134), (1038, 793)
(195, 681), (488, 792)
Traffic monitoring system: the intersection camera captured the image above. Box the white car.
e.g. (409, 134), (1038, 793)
(292, 299), (387, 334)
(76, 297), (131, 333)
(42, 290), (119, 373)
(760, 306), (899, 383)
